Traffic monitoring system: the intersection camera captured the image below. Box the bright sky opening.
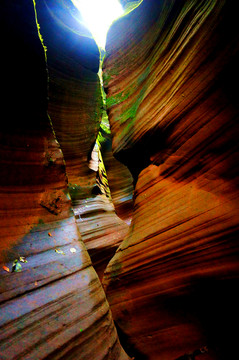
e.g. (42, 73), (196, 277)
(71, 0), (124, 49)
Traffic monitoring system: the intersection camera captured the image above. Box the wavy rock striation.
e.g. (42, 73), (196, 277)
(35, 0), (131, 278)
(35, 0), (102, 189)
(103, 0), (239, 359)
(0, 2), (129, 359)
(99, 128), (134, 223)
(74, 194), (129, 280)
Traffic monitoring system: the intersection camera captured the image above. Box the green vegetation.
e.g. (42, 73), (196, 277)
(123, 0), (144, 16)
(32, 0), (47, 58)
(100, 111), (111, 134)
(106, 89), (131, 108)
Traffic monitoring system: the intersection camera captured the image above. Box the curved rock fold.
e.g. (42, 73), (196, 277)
(0, 1), (129, 359)
(103, 0), (239, 359)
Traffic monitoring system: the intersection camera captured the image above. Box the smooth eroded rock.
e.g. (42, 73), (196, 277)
(103, 0), (239, 358)
(0, 2), (129, 359)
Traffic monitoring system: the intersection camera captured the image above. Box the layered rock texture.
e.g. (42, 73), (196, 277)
(0, 1), (129, 359)
(74, 194), (129, 280)
(35, 0), (102, 189)
(35, 0), (132, 282)
(2, 0), (239, 359)
(35, 0), (133, 224)
(103, 0), (239, 359)
(99, 128), (134, 223)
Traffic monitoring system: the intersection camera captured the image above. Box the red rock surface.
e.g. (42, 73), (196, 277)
(100, 130), (134, 223)
(103, 0), (239, 359)
(0, 2), (129, 359)
(74, 194), (129, 280)
(2, 0), (239, 358)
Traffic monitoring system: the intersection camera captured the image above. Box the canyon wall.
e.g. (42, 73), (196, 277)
(0, 1), (129, 359)
(100, 129), (134, 223)
(35, 0), (102, 191)
(35, 0), (134, 219)
(1, 0), (238, 359)
(103, 0), (239, 359)
(34, 0), (132, 276)
(75, 194), (129, 280)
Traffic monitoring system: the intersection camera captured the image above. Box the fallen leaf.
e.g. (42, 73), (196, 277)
(55, 249), (65, 255)
(70, 248), (76, 253)
(2, 266), (10, 273)
(12, 260), (22, 272)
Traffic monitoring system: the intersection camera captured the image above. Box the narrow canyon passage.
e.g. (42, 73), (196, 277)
(1, 1), (239, 360)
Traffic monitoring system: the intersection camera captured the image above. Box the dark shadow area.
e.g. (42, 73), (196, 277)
(114, 123), (176, 185)
(115, 322), (148, 360)
(175, 346), (209, 360)
(87, 245), (119, 281)
(165, 276), (239, 360)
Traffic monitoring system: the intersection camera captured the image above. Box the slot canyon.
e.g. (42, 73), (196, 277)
(0, 0), (239, 359)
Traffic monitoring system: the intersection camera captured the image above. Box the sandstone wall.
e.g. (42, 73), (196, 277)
(103, 0), (239, 359)
(0, 2), (129, 359)
(36, 0), (102, 189)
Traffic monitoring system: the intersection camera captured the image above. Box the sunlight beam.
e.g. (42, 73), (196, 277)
(71, 0), (124, 49)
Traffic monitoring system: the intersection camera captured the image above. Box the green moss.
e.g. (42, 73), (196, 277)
(109, 67), (120, 77)
(96, 131), (105, 147)
(103, 66), (120, 88)
(102, 72), (111, 88)
(106, 91), (123, 108)
(123, 0), (144, 16)
(97, 148), (111, 199)
(137, 65), (151, 84)
(106, 86), (135, 108)
(32, 0), (47, 59)
(92, 78), (104, 133)
(100, 111), (111, 134)
(110, 82), (147, 133)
